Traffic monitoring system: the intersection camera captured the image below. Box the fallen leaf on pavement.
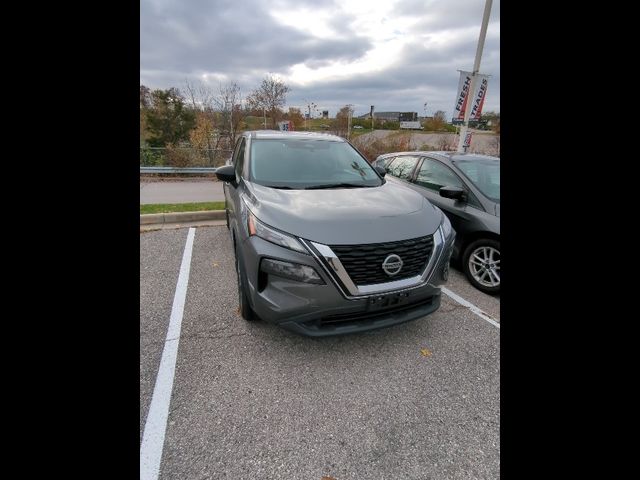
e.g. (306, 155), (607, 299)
(420, 348), (432, 357)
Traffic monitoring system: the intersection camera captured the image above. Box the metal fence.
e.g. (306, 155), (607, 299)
(140, 147), (233, 168)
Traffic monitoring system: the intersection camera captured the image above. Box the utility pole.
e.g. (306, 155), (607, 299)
(370, 105), (375, 131)
(305, 101), (316, 130)
(457, 0), (492, 153)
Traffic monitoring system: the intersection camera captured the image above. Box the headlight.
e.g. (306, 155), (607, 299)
(247, 209), (308, 254)
(260, 258), (325, 284)
(432, 205), (453, 239)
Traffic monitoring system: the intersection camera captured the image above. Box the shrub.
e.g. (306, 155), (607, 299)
(140, 147), (164, 166)
(165, 144), (192, 168)
(352, 134), (413, 162)
(418, 143), (437, 151)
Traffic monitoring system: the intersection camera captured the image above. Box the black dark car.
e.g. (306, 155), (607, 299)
(374, 151), (500, 294)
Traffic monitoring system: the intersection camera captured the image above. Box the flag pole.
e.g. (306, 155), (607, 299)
(457, 0), (493, 153)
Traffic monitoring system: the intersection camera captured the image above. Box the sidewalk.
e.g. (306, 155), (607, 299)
(140, 179), (224, 204)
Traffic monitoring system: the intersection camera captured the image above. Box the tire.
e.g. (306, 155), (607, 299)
(234, 246), (256, 321)
(225, 207), (230, 230)
(462, 239), (500, 294)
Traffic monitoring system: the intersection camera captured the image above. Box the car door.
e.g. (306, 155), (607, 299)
(407, 156), (483, 239)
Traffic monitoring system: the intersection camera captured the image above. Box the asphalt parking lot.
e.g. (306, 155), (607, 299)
(140, 226), (500, 479)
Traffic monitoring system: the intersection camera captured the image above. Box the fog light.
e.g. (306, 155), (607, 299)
(260, 258), (325, 284)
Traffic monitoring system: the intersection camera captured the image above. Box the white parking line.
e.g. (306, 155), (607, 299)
(442, 287), (500, 329)
(140, 227), (196, 480)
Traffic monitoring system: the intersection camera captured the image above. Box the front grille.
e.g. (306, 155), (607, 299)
(329, 236), (434, 285)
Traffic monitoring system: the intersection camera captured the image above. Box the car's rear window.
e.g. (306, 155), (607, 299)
(249, 138), (382, 189)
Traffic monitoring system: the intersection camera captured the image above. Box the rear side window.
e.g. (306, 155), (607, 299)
(379, 156), (396, 168)
(386, 156), (419, 180)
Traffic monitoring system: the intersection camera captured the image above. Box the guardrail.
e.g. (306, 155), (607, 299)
(140, 166), (219, 174)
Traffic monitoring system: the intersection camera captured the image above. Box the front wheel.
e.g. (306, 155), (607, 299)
(462, 239), (500, 294)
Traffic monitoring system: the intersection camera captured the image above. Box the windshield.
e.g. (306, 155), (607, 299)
(249, 138), (383, 189)
(453, 159), (500, 202)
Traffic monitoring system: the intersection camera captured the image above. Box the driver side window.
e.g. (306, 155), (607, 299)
(233, 138), (246, 181)
(415, 158), (464, 191)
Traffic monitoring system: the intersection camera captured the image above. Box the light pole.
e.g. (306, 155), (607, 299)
(457, 0), (493, 153)
(303, 100), (316, 130)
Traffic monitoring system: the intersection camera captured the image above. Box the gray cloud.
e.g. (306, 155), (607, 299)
(141, 0), (499, 117)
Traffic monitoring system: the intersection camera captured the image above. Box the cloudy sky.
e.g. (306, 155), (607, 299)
(140, 0), (499, 118)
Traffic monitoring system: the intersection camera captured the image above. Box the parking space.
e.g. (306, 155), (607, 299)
(140, 228), (190, 443)
(140, 226), (500, 479)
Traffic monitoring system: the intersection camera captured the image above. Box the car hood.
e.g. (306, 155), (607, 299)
(244, 181), (442, 245)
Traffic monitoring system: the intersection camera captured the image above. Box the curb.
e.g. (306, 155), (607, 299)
(140, 210), (225, 225)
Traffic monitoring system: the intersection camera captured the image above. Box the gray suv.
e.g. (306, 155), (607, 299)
(215, 131), (456, 336)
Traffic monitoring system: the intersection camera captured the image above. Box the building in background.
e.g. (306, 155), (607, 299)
(357, 111), (401, 123)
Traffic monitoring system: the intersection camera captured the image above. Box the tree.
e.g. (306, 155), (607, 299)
(140, 85), (152, 109)
(481, 111), (500, 134)
(424, 110), (447, 131)
(181, 79), (215, 114)
(246, 75), (290, 129)
(215, 82), (243, 145)
(332, 105), (353, 138)
(144, 88), (196, 147)
(287, 107), (305, 130)
(189, 111), (218, 165)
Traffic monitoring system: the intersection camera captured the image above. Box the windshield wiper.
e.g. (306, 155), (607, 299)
(262, 184), (296, 189)
(304, 182), (368, 190)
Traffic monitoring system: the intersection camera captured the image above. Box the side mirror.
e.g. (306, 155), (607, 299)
(375, 165), (387, 178)
(440, 185), (466, 200)
(215, 164), (236, 184)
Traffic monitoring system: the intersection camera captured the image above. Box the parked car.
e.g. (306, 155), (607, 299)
(215, 131), (456, 336)
(375, 151), (499, 294)
(353, 125), (364, 129)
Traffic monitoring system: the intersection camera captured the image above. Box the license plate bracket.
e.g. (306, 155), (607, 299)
(367, 291), (411, 311)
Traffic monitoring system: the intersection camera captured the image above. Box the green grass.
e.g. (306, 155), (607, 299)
(140, 201), (225, 214)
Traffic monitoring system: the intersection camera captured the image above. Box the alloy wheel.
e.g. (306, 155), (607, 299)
(468, 246), (500, 288)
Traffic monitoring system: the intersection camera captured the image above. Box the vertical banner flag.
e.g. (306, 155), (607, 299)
(463, 130), (473, 149)
(453, 71), (489, 122)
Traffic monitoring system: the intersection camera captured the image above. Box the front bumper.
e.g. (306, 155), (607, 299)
(240, 231), (455, 337)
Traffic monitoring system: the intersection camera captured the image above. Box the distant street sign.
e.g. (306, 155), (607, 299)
(278, 121), (292, 131)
